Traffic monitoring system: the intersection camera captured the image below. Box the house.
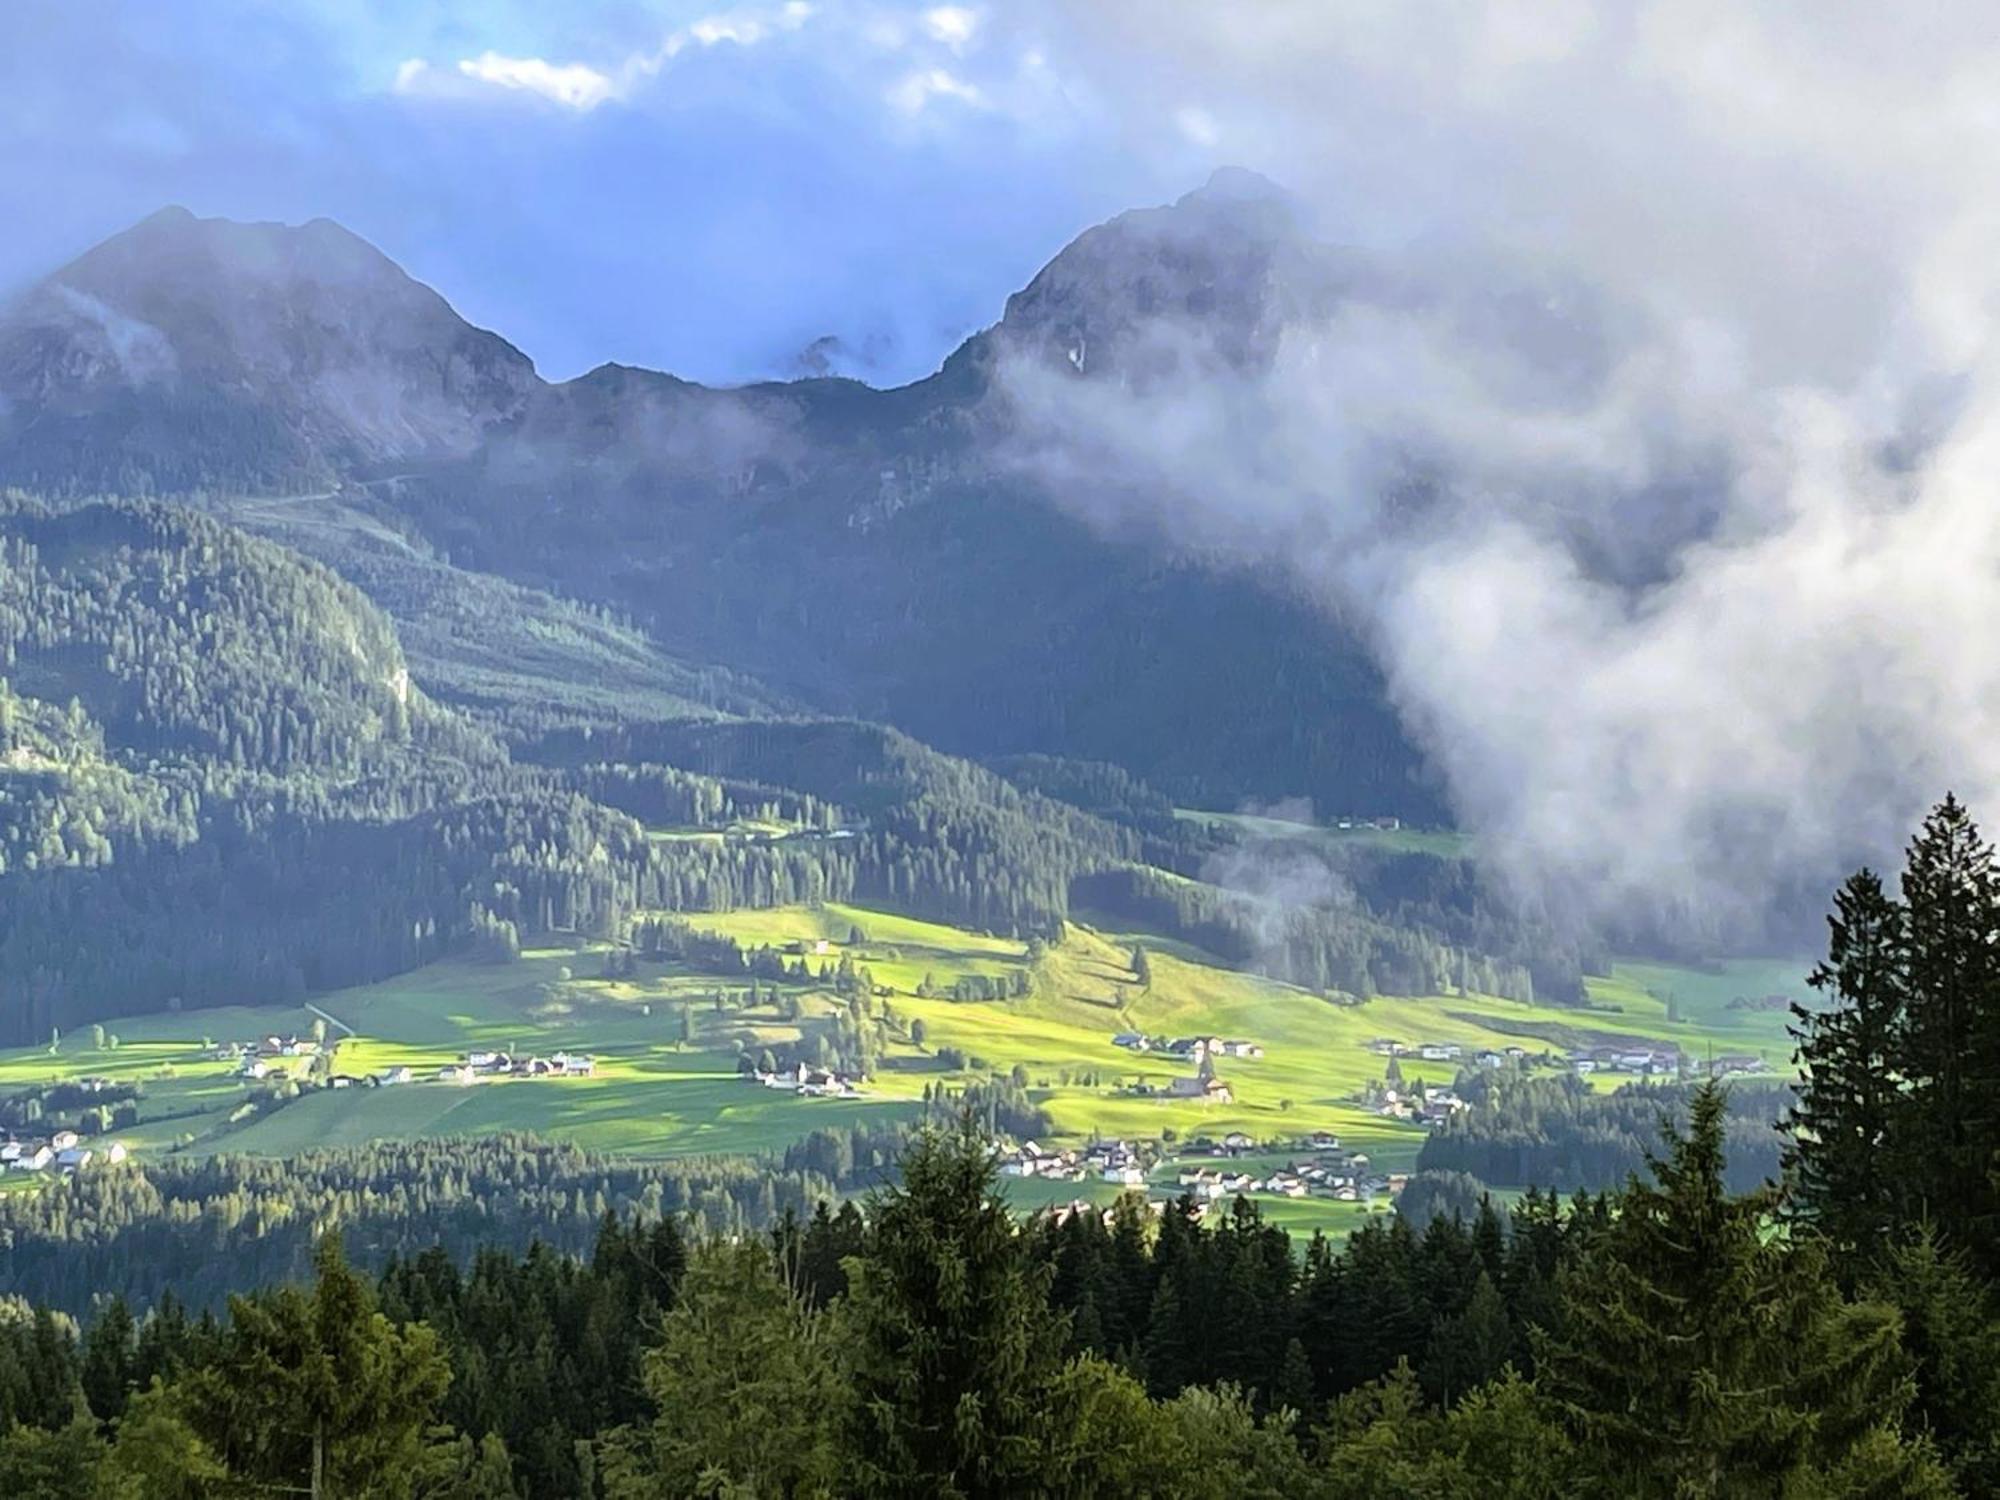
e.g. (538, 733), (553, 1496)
(1365, 1038), (1405, 1056)
(1710, 1055), (1769, 1078)
(102, 1142), (128, 1164)
(237, 1058), (270, 1080)
(1474, 1050), (1505, 1069)
(50, 1130), (79, 1152)
(1571, 1058), (1598, 1075)
(1615, 1050), (1663, 1073)
(1100, 1163), (1146, 1186)
(1222, 1131), (1254, 1153)
(54, 1147), (92, 1173)
(550, 1052), (596, 1076)
(1504, 1045), (1528, 1059)
(11, 1144), (52, 1172)
(376, 1066), (412, 1086)
(439, 1064), (477, 1085)
(1308, 1131), (1341, 1151)
(1417, 1042), (1462, 1063)
(1111, 1032), (1148, 1051)
(329, 1074), (361, 1089)
(1167, 1074), (1234, 1104)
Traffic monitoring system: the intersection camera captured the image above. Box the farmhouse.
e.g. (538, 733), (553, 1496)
(1001, 1141), (1084, 1179)
(1417, 1042), (1462, 1063)
(1710, 1054), (1770, 1078)
(752, 1061), (863, 1099)
(3, 1143), (52, 1171)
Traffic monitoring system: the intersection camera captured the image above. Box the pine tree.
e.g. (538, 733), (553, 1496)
(1867, 1224), (2000, 1492)
(1898, 794), (2000, 1265)
(601, 1239), (840, 1498)
(1786, 867), (1910, 1254)
(841, 1117), (1072, 1498)
(174, 1233), (454, 1497)
(1539, 1082), (1944, 1496)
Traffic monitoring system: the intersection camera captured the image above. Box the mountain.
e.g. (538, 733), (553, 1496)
(0, 206), (539, 494)
(962, 166), (1342, 384)
(0, 180), (1442, 821)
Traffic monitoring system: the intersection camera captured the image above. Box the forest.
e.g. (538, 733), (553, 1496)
(0, 795), (1992, 1494)
(0, 496), (1576, 1046)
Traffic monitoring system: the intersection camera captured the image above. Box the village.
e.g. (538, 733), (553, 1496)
(1112, 1031), (1263, 1106)
(1, 1127), (130, 1176)
(216, 1033), (600, 1089)
(998, 1127), (1405, 1222)
(1354, 1035), (1774, 1123)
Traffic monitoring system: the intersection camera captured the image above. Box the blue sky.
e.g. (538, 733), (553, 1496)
(0, 1), (1239, 384)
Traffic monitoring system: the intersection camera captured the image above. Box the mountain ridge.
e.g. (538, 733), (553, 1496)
(0, 181), (1444, 823)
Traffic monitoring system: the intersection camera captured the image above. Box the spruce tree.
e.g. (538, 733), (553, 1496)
(1539, 1082), (1944, 1496)
(1867, 1224), (2000, 1492)
(840, 1117), (1072, 1498)
(1899, 795), (2000, 1268)
(1786, 866), (1910, 1254)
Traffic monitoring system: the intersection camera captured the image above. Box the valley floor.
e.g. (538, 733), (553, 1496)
(0, 904), (1807, 1234)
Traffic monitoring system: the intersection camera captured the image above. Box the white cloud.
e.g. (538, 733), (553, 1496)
(992, 1), (2000, 939)
(686, 2), (814, 51)
(923, 6), (980, 51)
(396, 50), (618, 110)
(395, 3), (815, 113)
(887, 66), (985, 114)
(1175, 105), (1218, 146)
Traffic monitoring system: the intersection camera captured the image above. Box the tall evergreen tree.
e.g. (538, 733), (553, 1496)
(601, 1239), (840, 1499)
(1539, 1083), (1947, 1496)
(1787, 866), (1910, 1254)
(174, 1234), (454, 1498)
(1867, 1224), (2000, 1493)
(840, 1118), (1072, 1498)
(1897, 794), (2000, 1265)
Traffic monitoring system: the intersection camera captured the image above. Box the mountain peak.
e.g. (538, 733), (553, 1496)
(0, 208), (541, 491)
(984, 167), (1327, 383)
(1184, 165), (1291, 206)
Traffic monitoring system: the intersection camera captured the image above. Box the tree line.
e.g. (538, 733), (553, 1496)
(0, 1100), (1967, 1497)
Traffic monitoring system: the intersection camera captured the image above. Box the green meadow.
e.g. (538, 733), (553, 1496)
(0, 899), (1809, 1231)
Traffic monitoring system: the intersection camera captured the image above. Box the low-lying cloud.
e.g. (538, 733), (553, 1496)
(996, 2), (2000, 939)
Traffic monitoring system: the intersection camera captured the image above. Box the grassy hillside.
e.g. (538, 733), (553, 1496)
(0, 899), (1809, 1231)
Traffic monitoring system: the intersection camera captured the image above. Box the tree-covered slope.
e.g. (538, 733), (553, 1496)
(0, 188), (1441, 822)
